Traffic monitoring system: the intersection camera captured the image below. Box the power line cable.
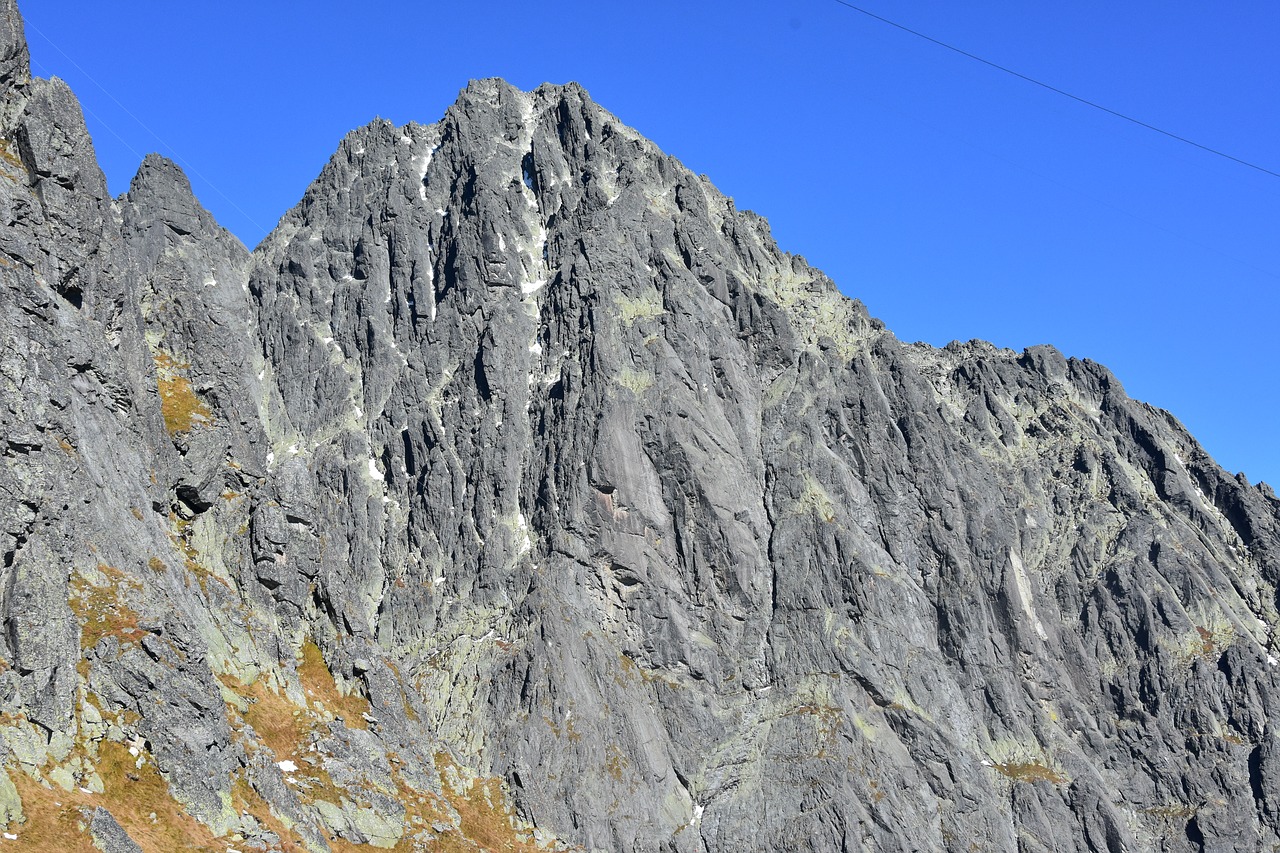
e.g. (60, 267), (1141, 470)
(29, 57), (148, 167)
(829, 0), (1280, 179)
(24, 19), (269, 235)
(844, 81), (1277, 280)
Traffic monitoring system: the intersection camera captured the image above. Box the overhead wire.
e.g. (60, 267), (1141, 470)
(829, 0), (1280, 179)
(23, 19), (269, 236)
(842, 81), (1279, 280)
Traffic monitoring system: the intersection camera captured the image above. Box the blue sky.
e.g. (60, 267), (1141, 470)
(20, 1), (1279, 486)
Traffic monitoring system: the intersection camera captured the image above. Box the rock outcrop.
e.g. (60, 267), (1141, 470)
(2, 1), (1279, 850)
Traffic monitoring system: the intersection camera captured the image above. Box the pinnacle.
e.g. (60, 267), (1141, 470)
(0, 0), (30, 102)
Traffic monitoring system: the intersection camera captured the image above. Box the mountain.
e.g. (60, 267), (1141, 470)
(3, 2), (1280, 851)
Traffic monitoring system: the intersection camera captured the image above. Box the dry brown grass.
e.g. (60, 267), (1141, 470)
(10, 630), (560, 853)
(230, 774), (308, 851)
(7, 771), (96, 851)
(69, 567), (145, 650)
(604, 744), (629, 782)
(992, 760), (1067, 785)
(1142, 803), (1197, 821)
(231, 675), (308, 760)
(9, 742), (223, 852)
(299, 640), (370, 730)
(224, 673), (348, 812)
(221, 642), (371, 814)
(9, 637), (561, 853)
(0, 139), (24, 184)
(0, 139), (23, 169)
(421, 753), (543, 853)
(153, 350), (212, 435)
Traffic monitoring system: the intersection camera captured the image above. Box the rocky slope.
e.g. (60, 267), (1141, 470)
(3, 1), (1280, 850)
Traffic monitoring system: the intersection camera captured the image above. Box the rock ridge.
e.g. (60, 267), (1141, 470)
(2, 5), (1279, 852)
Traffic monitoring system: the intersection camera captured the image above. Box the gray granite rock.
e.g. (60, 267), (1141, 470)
(1, 1), (1279, 850)
(82, 806), (143, 853)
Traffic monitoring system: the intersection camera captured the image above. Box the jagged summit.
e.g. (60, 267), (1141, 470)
(0, 0), (29, 99)
(2, 1), (1280, 850)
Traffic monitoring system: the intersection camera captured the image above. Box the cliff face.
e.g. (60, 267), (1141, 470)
(3, 2), (1280, 851)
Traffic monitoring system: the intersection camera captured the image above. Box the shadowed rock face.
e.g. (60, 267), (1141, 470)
(2, 3), (1280, 851)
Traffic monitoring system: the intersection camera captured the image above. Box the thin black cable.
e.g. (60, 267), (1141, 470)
(25, 19), (269, 234)
(830, 0), (1280, 179)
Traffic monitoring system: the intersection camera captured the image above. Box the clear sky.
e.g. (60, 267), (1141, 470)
(19, 1), (1280, 487)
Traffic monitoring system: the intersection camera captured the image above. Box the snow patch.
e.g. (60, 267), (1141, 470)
(414, 145), (437, 201)
(368, 458), (384, 482)
(516, 512), (533, 555)
(520, 278), (546, 295)
(277, 760), (298, 773)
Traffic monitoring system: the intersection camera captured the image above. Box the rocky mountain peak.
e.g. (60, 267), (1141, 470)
(0, 0), (29, 102)
(2, 2), (1280, 850)
(124, 154), (223, 239)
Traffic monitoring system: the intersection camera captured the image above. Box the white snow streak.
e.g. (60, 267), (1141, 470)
(516, 513), (533, 555)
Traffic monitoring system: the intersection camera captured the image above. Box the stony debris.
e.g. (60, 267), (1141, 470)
(2, 0), (1279, 850)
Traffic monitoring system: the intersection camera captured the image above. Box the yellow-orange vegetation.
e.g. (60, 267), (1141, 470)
(4, 631), (560, 852)
(153, 350), (212, 435)
(409, 753), (544, 853)
(8, 742), (222, 852)
(69, 566), (145, 650)
(298, 640), (371, 730)
(230, 774), (308, 852)
(992, 760), (1067, 785)
(0, 139), (23, 169)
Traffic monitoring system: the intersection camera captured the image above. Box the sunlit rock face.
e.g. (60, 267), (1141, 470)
(2, 2), (1280, 850)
